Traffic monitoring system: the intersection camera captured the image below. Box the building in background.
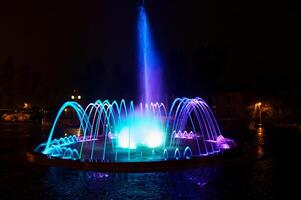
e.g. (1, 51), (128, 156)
(212, 91), (252, 130)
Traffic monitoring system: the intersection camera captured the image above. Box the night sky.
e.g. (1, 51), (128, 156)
(0, 0), (300, 107)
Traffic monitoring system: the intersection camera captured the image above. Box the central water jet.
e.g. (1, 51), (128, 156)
(138, 5), (162, 103)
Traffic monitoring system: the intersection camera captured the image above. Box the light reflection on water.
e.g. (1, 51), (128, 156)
(257, 127), (265, 158)
(1, 123), (301, 199)
(42, 166), (220, 200)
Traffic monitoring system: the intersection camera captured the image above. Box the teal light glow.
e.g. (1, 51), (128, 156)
(35, 98), (235, 162)
(118, 113), (165, 149)
(118, 127), (137, 149)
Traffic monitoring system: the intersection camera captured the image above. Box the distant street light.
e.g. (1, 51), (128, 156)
(257, 127), (263, 136)
(70, 90), (82, 101)
(255, 102), (262, 126)
(23, 102), (30, 109)
(258, 102), (262, 126)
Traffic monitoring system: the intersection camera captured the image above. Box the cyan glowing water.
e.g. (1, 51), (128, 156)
(36, 98), (235, 162)
(118, 113), (165, 149)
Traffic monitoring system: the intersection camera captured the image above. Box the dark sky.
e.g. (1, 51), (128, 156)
(0, 0), (300, 107)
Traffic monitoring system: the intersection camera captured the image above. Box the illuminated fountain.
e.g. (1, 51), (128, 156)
(33, 5), (235, 169)
(35, 97), (234, 162)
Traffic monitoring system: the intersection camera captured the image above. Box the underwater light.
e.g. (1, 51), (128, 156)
(117, 113), (165, 149)
(146, 130), (163, 148)
(118, 127), (137, 149)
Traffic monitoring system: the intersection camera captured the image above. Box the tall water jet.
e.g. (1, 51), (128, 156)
(138, 5), (162, 103)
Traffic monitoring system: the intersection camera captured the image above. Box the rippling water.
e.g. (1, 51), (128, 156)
(0, 123), (300, 199)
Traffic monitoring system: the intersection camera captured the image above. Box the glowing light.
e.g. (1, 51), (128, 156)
(78, 95), (81, 100)
(257, 127), (264, 136)
(71, 95), (75, 100)
(118, 113), (165, 149)
(215, 135), (232, 150)
(255, 102), (262, 107)
(146, 130), (164, 148)
(174, 131), (196, 139)
(118, 127), (136, 149)
(23, 102), (30, 109)
(37, 98), (234, 162)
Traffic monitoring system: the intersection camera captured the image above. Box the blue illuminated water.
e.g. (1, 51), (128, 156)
(138, 6), (162, 103)
(37, 97), (232, 162)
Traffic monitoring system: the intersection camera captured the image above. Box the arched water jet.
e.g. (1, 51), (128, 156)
(36, 97), (235, 163)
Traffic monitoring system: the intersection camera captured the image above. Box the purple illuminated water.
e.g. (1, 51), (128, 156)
(138, 6), (163, 103)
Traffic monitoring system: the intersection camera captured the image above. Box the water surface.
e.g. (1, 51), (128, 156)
(0, 123), (300, 199)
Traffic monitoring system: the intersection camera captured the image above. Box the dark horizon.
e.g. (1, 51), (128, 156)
(0, 0), (300, 107)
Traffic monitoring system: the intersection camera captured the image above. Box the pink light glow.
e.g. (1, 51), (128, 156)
(174, 131), (196, 139)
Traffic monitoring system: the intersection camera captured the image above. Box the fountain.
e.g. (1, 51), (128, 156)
(32, 4), (235, 171)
